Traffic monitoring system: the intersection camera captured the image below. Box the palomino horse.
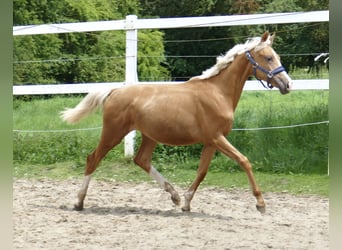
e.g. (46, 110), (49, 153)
(61, 32), (292, 213)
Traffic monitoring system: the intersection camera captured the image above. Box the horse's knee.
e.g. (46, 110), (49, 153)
(238, 154), (248, 165)
(238, 155), (253, 171)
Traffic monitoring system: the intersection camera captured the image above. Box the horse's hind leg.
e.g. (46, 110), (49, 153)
(182, 145), (216, 212)
(134, 134), (181, 206)
(74, 126), (127, 211)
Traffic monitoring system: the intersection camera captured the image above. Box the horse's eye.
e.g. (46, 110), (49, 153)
(266, 56), (273, 62)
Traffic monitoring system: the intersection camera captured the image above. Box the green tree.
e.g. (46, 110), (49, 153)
(13, 0), (169, 85)
(13, 35), (64, 84)
(140, 0), (328, 79)
(138, 30), (170, 81)
(140, 0), (239, 80)
(256, 0), (329, 74)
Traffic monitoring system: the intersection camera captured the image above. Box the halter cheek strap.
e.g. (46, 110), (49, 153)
(245, 50), (286, 89)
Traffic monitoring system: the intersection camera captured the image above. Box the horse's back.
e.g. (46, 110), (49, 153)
(105, 83), (197, 112)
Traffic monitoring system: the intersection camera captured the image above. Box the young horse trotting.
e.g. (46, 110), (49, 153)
(61, 32), (292, 213)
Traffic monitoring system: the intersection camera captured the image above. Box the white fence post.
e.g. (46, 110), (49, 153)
(124, 15), (138, 157)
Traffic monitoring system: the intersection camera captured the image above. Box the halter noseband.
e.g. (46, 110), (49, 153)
(245, 50), (286, 89)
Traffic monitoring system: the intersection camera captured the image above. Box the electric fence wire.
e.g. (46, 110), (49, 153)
(13, 120), (329, 134)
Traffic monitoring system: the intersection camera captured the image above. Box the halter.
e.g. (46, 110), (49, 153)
(245, 50), (286, 89)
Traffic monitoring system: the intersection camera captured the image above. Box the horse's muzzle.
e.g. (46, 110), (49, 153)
(275, 76), (292, 95)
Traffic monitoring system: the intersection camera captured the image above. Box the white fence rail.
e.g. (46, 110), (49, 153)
(13, 80), (329, 95)
(13, 11), (328, 35)
(13, 11), (329, 156)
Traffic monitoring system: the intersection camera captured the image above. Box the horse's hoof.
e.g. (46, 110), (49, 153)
(165, 182), (180, 206)
(171, 193), (181, 206)
(256, 204), (266, 214)
(181, 206), (191, 212)
(74, 204), (84, 211)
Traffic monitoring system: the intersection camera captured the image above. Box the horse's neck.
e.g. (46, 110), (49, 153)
(214, 55), (251, 110)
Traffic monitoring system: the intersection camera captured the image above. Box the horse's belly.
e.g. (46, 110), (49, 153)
(135, 115), (201, 146)
(143, 129), (199, 146)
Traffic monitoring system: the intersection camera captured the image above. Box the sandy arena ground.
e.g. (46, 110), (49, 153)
(13, 178), (328, 249)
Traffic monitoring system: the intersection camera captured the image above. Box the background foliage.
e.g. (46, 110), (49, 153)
(13, 0), (169, 85)
(13, 0), (329, 176)
(13, 0), (328, 83)
(140, 0), (329, 80)
(13, 91), (328, 174)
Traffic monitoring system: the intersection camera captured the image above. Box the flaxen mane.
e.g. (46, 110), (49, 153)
(192, 36), (272, 80)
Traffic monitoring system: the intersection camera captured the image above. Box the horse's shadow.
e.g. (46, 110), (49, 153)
(60, 204), (234, 221)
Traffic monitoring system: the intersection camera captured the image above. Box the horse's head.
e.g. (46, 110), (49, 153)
(246, 32), (292, 94)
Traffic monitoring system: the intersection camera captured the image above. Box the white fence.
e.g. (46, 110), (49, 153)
(13, 11), (329, 156)
(13, 11), (328, 35)
(12, 80), (329, 95)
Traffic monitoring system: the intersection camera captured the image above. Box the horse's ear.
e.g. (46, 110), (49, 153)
(261, 31), (270, 42)
(269, 32), (276, 45)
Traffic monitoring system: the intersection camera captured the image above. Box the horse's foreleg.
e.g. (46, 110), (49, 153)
(182, 145), (216, 212)
(134, 135), (180, 206)
(214, 135), (266, 213)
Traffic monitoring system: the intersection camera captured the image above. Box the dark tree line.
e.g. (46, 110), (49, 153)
(13, 0), (328, 84)
(139, 0), (329, 80)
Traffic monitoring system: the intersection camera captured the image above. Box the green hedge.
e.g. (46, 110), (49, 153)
(13, 90), (328, 174)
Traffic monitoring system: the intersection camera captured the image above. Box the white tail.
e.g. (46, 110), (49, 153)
(60, 89), (112, 124)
